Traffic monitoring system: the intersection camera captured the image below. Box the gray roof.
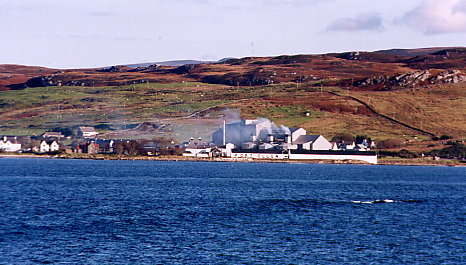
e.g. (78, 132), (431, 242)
(43, 132), (64, 137)
(293, 135), (321, 144)
(290, 127), (304, 133)
(79, 127), (96, 132)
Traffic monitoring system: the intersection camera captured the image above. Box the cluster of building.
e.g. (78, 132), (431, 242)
(184, 119), (377, 164)
(0, 127), (101, 154)
(1, 126), (177, 156)
(2, 119), (378, 163)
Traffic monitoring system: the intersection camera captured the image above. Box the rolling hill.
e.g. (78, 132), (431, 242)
(0, 48), (465, 152)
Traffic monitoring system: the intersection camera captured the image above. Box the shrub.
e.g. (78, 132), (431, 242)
(427, 142), (466, 159)
(377, 138), (404, 149)
(52, 127), (73, 137)
(398, 149), (418, 158)
(439, 135), (453, 140)
(378, 150), (399, 157)
(356, 135), (372, 144)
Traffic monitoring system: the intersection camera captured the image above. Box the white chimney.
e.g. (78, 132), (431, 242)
(223, 120), (226, 146)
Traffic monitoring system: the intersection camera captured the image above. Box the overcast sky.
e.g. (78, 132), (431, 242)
(1, 0), (466, 68)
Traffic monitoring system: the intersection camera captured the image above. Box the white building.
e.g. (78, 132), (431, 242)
(79, 127), (98, 138)
(212, 119), (271, 146)
(290, 128), (307, 142)
(39, 140), (60, 153)
(212, 119), (305, 147)
(292, 135), (332, 150)
(0, 136), (22, 152)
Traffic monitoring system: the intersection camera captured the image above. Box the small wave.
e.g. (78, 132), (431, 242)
(351, 199), (396, 204)
(351, 199), (423, 204)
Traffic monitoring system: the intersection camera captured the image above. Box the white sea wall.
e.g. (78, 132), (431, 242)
(289, 153), (377, 164)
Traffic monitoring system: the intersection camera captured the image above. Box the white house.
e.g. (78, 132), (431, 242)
(183, 139), (212, 157)
(339, 142), (356, 150)
(39, 140), (60, 153)
(355, 144), (369, 151)
(290, 127), (307, 142)
(79, 127), (98, 138)
(0, 136), (22, 152)
(293, 135), (332, 150)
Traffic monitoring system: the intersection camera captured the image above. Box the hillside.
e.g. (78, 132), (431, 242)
(0, 48), (465, 153)
(0, 64), (57, 91)
(2, 47), (466, 91)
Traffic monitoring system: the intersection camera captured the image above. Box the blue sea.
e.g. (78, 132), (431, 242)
(0, 158), (464, 264)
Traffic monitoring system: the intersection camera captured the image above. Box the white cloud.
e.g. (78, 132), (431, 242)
(400, 0), (466, 34)
(327, 12), (383, 32)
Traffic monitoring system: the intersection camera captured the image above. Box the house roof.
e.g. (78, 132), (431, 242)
(2, 136), (20, 143)
(43, 132), (64, 137)
(43, 140), (57, 145)
(293, 135), (321, 144)
(79, 127), (96, 132)
(186, 142), (208, 149)
(290, 127), (305, 133)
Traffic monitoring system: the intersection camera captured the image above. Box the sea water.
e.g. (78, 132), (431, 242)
(0, 158), (464, 264)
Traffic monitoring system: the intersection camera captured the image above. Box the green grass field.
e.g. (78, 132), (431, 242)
(1, 82), (464, 146)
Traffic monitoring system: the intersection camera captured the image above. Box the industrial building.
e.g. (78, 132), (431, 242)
(188, 119), (377, 164)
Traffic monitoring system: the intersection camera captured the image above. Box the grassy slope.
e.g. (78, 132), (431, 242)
(0, 82), (464, 148)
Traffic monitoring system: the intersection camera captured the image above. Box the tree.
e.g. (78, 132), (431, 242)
(114, 141), (125, 155)
(126, 141), (140, 156)
(52, 127), (73, 137)
(356, 135), (372, 144)
(428, 142), (466, 159)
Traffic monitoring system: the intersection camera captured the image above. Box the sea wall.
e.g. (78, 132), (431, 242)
(289, 153), (377, 164)
(230, 151), (377, 164)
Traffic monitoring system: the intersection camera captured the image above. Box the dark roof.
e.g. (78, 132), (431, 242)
(290, 127), (304, 133)
(44, 140), (57, 145)
(293, 135), (321, 144)
(186, 142), (208, 149)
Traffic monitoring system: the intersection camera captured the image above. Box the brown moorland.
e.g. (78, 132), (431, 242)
(0, 47), (465, 156)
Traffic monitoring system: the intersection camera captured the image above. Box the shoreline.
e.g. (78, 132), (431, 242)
(1, 154), (464, 167)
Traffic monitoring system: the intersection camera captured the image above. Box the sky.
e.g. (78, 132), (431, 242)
(1, 0), (466, 68)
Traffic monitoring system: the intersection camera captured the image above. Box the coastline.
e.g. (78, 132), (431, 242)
(1, 154), (464, 167)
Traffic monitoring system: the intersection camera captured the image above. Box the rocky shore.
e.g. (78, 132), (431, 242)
(2, 154), (463, 167)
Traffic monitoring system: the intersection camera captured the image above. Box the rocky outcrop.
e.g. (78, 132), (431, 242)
(393, 70), (432, 87)
(169, 64), (197, 75)
(355, 70), (465, 90)
(356, 75), (390, 87)
(356, 70), (431, 89)
(429, 70), (466, 84)
(25, 76), (55, 87)
(337, 51), (363, 60)
(98, 66), (129, 73)
(201, 69), (278, 86)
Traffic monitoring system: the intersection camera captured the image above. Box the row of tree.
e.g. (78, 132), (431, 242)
(113, 139), (184, 157)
